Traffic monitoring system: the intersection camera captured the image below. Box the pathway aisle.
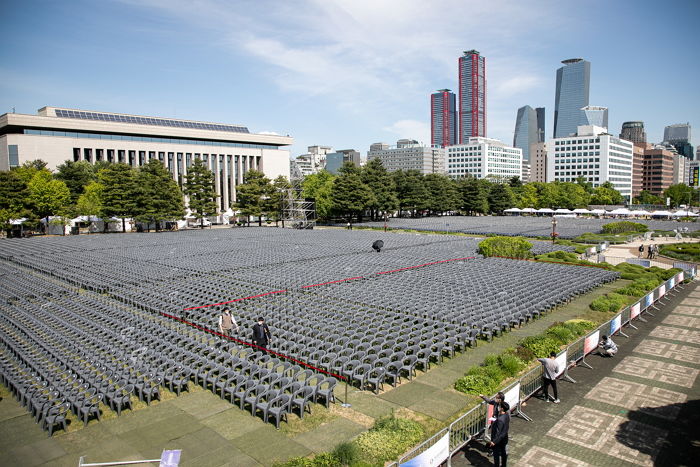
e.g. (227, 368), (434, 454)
(452, 281), (700, 467)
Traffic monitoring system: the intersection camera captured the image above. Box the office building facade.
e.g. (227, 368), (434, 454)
(431, 89), (457, 147)
(620, 121), (646, 143)
(530, 142), (547, 182)
(547, 125), (633, 201)
(631, 143), (645, 198)
(536, 107), (546, 143)
(664, 123), (691, 143)
(513, 105), (539, 162)
(0, 107), (292, 213)
(325, 149), (361, 174)
(446, 137), (522, 181)
(579, 106), (608, 129)
(641, 144), (676, 196)
(458, 50), (486, 141)
(367, 140), (445, 174)
(554, 58), (591, 138)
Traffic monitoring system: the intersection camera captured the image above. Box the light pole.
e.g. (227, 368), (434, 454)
(551, 217), (558, 244)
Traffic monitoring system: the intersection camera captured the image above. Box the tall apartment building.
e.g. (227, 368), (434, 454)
(641, 144), (676, 196)
(367, 140), (445, 174)
(579, 106), (608, 128)
(513, 105), (542, 162)
(631, 143), (645, 198)
(530, 142), (547, 182)
(458, 50), (486, 141)
(431, 89), (457, 147)
(0, 107), (292, 213)
(664, 123), (694, 160)
(620, 121), (646, 143)
(446, 137), (522, 181)
(554, 58), (590, 138)
(325, 149), (361, 174)
(547, 125), (633, 201)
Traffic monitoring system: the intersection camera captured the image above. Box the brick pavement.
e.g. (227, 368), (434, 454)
(451, 280), (700, 467)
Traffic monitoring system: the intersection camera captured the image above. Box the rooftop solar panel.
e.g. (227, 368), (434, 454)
(52, 108), (250, 133)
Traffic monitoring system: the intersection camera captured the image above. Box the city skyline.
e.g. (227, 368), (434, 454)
(1, 0), (698, 160)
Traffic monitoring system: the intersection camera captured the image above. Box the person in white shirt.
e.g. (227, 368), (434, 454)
(599, 335), (618, 357)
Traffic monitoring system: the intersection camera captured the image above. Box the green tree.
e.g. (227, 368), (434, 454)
(663, 183), (694, 208)
(555, 182), (590, 209)
(75, 181), (104, 224)
(487, 183), (514, 214)
(98, 163), (138, 233)
(27, 170), (71, 231)
(634, 190), (664, 205)
(301, 170), (335, 220)
(392, 170), (428, 217)
(0, 171), (32, 234)
(183, 158), (218, 228)
(134, 160), (185, 231)
(575, 176), (594, 194)
(456, 176), (489, 215)
(55, 160), (98, 203)
(361, 158), (398, 221)
(330, 162), (374, 222)
(509, 176), (523, 189)
(424, 173), (458, 215)
(267, 175), (291, 226)
(590, 182), (624, 205)
(533, 182), (560, 208)
(516, 183), (538, 209)
(235, 170), (274, 226)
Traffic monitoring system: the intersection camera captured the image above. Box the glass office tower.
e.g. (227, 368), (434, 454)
(513, 105), (538, 162)
(431, 89), (457, 147)
(554, 58), (590, 138)
(579, 106), (608, 129)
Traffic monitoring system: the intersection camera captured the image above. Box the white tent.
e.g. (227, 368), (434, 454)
(672, 209), (699, 217)
(573, 208), (591, 214)
(521, 207), (537, 213)
(650, 210), (673, 217)
(10, 218), (27, 225)
(630, 210), (651, 216)
(537, 208), (555, 214)
(589, 209), (606, 215)
(504, 208), (522, 213)
(554, 208), (573, 214)
(608, 208), (632, 216)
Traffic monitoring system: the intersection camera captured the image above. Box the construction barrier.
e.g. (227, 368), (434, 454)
(395, 269), (694, 467)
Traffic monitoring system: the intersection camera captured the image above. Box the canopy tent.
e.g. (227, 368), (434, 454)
(504, 208), (522, 213)
(537, 208), (555, 214)
(521, 207), (537, 213)
(573, 208), (591, 214)
(608, 208), (632, 215)
(650, 210), (673, 217)
(630, 210), (651, 216)
(672, 209), (699, 217)
(10, 218), (28, 225)
(554, 208), (573, 214)
(589, 209), (606, 215)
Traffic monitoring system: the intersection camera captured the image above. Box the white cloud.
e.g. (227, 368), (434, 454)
(383, 119), (431, 145)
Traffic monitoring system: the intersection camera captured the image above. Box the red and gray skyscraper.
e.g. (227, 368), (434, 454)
(458, 50), (486, 142)
(430, 89), (457, 147)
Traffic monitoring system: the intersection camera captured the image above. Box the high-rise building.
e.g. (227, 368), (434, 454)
(367, 140), (445, 174)
(641, 144), (676, 197)
(547, 125), (633, 201)
(536, 107), (546, 142)
(696, 146), (700, 162)
(431, 89), (457, 147)
(458, 50), (486, 142)
(446, 137), (522, 181)
(664, 123), (691, 143)
(620, 121), (646, 143)
(290, 145), (333, 179)
(513, 106), (538, 162)
(553, 58), (590, 138)
(579, 106), (608, 129)
(631, 143), (645, 198)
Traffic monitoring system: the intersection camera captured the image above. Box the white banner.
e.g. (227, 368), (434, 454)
(659, 284), (666, 297)
(554, 351), (567, 377)
(503, 382), (520, 409)
(584, 330), (600, 355)
(610, 314), (621, 335)
(631, 302), (641, 319)
(400, 432), (449, 467)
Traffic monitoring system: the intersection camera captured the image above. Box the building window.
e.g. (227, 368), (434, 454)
(139, 151), (146, 166)
(118, 150), (125, 163)
(107, 149), (115, 163)
(8, 145), (19, 167)
(96, 149), (103, 162)
(84, 148), (92, 162)
(128, 150), (136, 166)
(73, 148), (80, 163)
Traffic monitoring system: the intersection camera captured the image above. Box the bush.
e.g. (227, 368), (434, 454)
(546, 325), (576, 345)
(332, 442), (359, 466)
(518, 335), (561, 358)
(355, 414), (425, 463)
(589, 292), (628, 313)
(478, 236), (533, 259)
(273, 453), (341, 467)
(497, 353), (526, 376)
(564, 319), (596, 336)
(508, 346), (536, 363)
(454, 373), (500, 395)
(617, 277), (661, 297)
(601, 221), (648, 234)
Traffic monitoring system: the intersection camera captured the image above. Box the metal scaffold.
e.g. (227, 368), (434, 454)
(281, 182), (316, 229)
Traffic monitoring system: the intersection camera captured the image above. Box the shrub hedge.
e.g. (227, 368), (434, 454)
(478, 236), (533, 259)
(355, 414), (425, 463)
(601, 221), (648, 234)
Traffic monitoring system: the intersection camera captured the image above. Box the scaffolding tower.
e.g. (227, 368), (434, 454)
(281, 182), (316, 229)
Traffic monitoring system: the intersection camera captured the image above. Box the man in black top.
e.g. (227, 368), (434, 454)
(489, 401), (510, 467)
(252, 317), (272, 353)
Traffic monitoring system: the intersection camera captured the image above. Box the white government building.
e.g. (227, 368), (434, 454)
(446, 137), (523, 181)
(547, 125), (633, 201)
(0, 107), (293, 213)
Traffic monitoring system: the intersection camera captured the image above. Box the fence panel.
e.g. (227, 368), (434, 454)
(448, 404), (487, 454)
(519, 365), (543, 400)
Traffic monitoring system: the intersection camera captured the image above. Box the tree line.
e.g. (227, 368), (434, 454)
(299, 159), (682, 222)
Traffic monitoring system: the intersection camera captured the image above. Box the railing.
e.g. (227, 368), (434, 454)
(394, 265), (696, 467)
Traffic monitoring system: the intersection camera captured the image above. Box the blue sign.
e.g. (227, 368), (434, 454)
(610, 314), (621, 335)
(643, 293), (653, 308)
(160, 450), (181, 467)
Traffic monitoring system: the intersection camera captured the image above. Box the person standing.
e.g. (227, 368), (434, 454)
(479, 391), (506, 417)
(538, 352), (560, 403)
(638, 244), (644, 258)
(252, 317), (272, 353)
(489, 401), (510, 467)
(218, 308), (239, 338)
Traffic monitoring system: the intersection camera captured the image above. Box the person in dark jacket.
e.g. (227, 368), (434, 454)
(489, 401), (510, 467)
(252, 317), (272, 352)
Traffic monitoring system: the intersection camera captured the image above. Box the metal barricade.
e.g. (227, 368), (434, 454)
(567, 336), (585, 363)
(398, 427), (449, 466)
(448, 403), (487, 454)
(518, 365), (543, 400)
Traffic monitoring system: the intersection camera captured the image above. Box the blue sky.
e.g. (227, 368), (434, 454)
(1, 0), (698, 159)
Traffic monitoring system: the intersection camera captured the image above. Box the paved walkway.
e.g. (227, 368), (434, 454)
(451, 280), (700, 466)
